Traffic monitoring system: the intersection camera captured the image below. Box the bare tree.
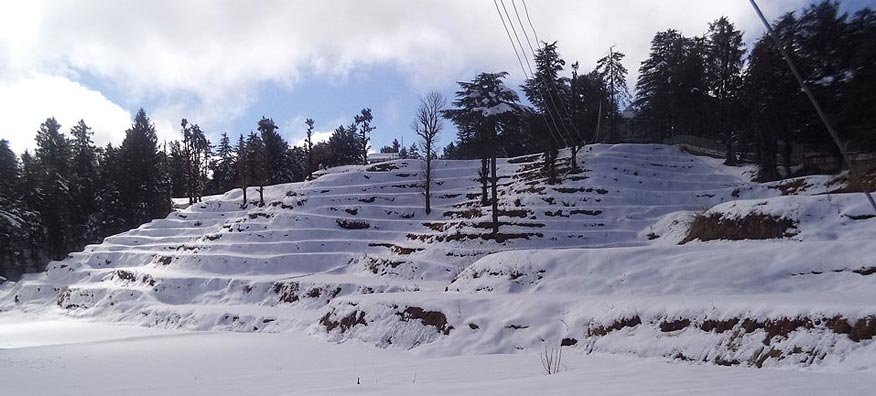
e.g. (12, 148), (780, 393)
(412, 91), (446, 215)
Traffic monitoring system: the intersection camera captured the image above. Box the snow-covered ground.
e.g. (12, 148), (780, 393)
(1, 143), (874, 394)
(2, 318), (875, 396)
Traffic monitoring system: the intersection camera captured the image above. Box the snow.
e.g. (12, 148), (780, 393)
(2, 318), (875, 396)
(0, 314), (176, 348)
(1, 143), (875, 393)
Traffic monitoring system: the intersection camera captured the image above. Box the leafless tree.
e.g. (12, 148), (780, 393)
(541, 343), (563, 375)
(412, 91), (446, 215)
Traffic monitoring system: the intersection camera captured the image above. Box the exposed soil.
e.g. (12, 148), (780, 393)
(320, 310), (367, 333)
(396, 306), (453, 335)
(681, 213), (798, 243)
(337, 219), (370, 230)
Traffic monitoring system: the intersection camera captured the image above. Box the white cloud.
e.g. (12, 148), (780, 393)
(0, 73), (132, 153)
(292, 130), (333, 149)
(0, 0), (813, 152)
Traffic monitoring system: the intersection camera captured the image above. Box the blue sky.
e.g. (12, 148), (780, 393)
(1, 0), (871, 155)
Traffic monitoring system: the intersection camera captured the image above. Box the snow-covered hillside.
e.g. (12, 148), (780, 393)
(2, 144), (874, 371)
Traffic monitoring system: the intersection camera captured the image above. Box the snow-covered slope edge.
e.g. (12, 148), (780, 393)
(314, 180), (876, 370)
(2, 144), (874, 371)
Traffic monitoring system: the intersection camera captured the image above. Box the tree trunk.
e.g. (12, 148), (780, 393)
(258, 186), (265, 206)
(480, 157), (489, 206)
(724, 138), (737, 166)
(241, 179), (248, 207)
(425, 145), (432, 215)
(782, 138), (793, 177)
(570, 145), (579, 173)
(490, 156), (499, 235)
(759, 138), (779, 182)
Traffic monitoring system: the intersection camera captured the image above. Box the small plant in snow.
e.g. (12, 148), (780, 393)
(541, 344), (563, 375)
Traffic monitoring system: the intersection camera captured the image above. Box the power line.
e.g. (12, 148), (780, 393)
(499, 0), (569, 147)
(521, 0), (541, 44)
(491, 0), (565, 149)
(511, 0), (583, 145)
(748, 0), (876, 213)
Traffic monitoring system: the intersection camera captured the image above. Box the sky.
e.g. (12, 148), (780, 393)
(0, 0), (871, 156)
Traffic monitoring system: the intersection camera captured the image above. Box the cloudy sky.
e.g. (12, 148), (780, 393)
(0, 0), (869, 155)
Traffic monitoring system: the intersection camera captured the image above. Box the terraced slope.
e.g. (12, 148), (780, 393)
(3, 143), (873, 369)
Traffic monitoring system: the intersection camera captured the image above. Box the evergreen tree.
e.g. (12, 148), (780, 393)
(327, 123), (361, 166)
(354, 108), (375, 164)
(444, 71), (520, 233)
(311, 141), (333, 171)
(523, 42), (571, 182)
(119, 108), (171, 228)
(305, 118), (315, 179)
(245, 131), (266, 206)
(635, 30), (709, 139)
(180, 119), (211, 203)
(568, 63), (608, 145)
(167, 141), (188, 197)
(0, 139), (19, 200)
(69, 120), (99, 247)
(407, 143), (421, 159)
(236, 134), (249, 206)
(258, 117), (293, 184)
(441, 142), (458, 159)
(595, 46), (631, 142)
(842, 7), (876, 150)
(0, 140), (31, 279)
(34, 117), (75, 260)
(705, 17), (746, 165)
(380, 139), (401, 153)
(89, 144), (128, 240)
(210, 132), (237, 194)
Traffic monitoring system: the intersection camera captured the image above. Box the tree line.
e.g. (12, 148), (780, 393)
(0, 106), (381, 279)
(441, 1), (875, 182)
(1, 1), (873, 279)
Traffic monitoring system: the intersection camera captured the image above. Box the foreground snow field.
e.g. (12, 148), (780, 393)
(1, 144), (875, 394)
(2, 318), (875, 396)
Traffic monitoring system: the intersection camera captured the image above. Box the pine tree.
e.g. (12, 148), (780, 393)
(0, 140), (27, 278)
(119, 108), (171, 228)
(18, 151), (46, 270)
(705, 17), (745, 165)
(327, 123), (361, 166)
(305, 118), (315, 179)
(380, 139), (401, 154)
(842, 7), (876, 151)
(210, 132), (237, 194)
(180, 119), (211, 203)
(90, 144), (128, 240)
(636, 30), (708, 139)
(0, 139), (19, 200)
(34, 117), (75, 260)
(595, 46), (631, 142)
(236, 134), (249, 206)
(354, 109), (375, 164)
(568, 63), (608, 144)
(69, 120), (99, 248)
(167, 141), (188, 197)
(258, 117), (293, 185)
(523, 42), (571, 182)
(245, 131), (266, 206)
(444, 71), (520, 233)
